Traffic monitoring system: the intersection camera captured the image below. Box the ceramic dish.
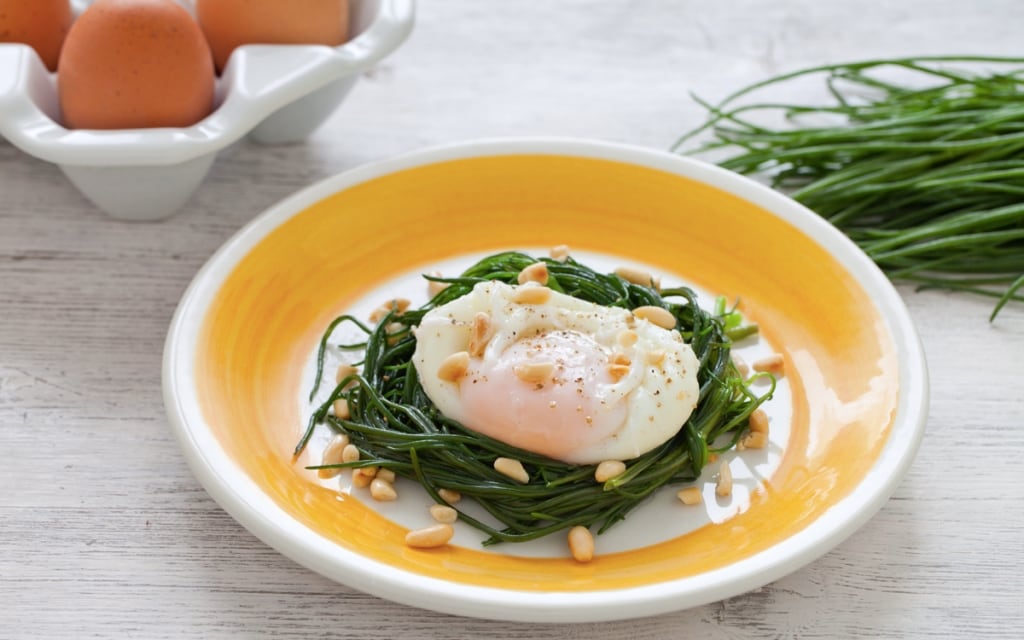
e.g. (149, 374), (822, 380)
(0, 0), (414, 221)
(163, 138), (928, 622)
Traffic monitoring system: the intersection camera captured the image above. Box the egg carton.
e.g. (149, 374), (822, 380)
(0, 0), (414, 221)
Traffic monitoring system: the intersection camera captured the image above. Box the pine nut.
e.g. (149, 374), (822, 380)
(517, 262), (549, 285)
(429, 504), (458, 524)
(385, 321), (405, 345)
(370, 478), (397, 501)
(512, 284), (552, 305)
(567, 526), (594, 563)
(376, 468), (396, 483)
(742, 431), (768, 449)
(335, 364), (359, 386)
(437, 351), (470, 383)
(749, 408), (769, 434)
(341, 443), (360, 463)
(549, 244), (570, 262)
(438, 488), (462, 504)
(317, 434), (351, 478)
(716, 461), (733, 497)
(370, 298), (407, 324)
(405, 523), (454, 549)
(617, 330), (638, 348)
(427, 271), (448, 297)
(633, 305), (676, 330)
(615, 266), (656, 289)
(753, 353), (785, 376)
(677, 486), (702, 505)
(351, 468), (373, 489)
(332, 399), (350, 420)
(494, 457), (530, 483)
(513, 361), (554, 384)
(594, 460), (626, 483)
(607, 353), (631, 381)
(646, 349), (666, 366)
(468, 312), (493, 358)
(732, 355), (750, 377)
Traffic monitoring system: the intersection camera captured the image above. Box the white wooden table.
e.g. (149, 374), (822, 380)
(2, 1), (1023, 637)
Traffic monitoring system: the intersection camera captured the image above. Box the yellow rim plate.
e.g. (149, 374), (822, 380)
(163, 139), (928, 622)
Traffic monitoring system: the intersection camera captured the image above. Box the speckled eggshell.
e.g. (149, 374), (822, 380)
(57, 0), (215, 130)
(0, 0), (73, 71)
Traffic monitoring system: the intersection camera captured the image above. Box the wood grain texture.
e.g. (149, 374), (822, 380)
(2, 1), (1023, 638)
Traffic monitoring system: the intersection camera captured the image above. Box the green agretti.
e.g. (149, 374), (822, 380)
(674, 56), (1024, 319)
(296, 252), (773, 545)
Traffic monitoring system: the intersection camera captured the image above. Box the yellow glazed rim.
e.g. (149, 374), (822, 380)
(163, 139), (928, 623)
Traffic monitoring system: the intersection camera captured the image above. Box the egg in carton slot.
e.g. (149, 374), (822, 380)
(0, 0), (414, 221)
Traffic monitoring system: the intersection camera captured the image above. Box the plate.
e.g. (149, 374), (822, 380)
(163, 138), (928, 622)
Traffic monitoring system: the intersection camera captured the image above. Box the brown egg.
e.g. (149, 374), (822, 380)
(57, 0), (215, 130)
(196, 0), (350, 73)
(0, 0), (73, 71)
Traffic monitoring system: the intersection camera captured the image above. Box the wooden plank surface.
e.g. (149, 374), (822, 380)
(2, 1), (1023, 637)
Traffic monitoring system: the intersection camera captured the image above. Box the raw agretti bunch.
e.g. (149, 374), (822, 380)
(674, 56), (1024, 319)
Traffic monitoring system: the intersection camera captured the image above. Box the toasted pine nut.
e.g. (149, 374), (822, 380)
(494, 457), (530, 483)
(677, 486), (702, 505)
(341, 443), (360, 463)
(753, 353), (785, 376)
(351, 468), (373, 489)
(742, 431), (768, 449)
(385, 322), (405, 345)
(732, 355), (750, 377)
(370, 478), (398, 501)
(438, 488), (462, 504)
(708, 453), (718, 463)
(429, 504), (458, 524)
(567, 526), (595, 563)
(332, 399), (350, 420)
(617, 330), (638, 348)
(437, 351), (470, 383)
(513, 361), (554, 384)
(594, 460), (626, 483)
(549, 244), (570, 262)
(512, 284), (552, 305)
(335, 364), (359, 386)
(615, 266), (657, 289)
(607, 353), (631, 381)
(468, 312), (493, 358)
(646, 349), (666, 366)
(607, 365), (630, 381)
(317, 434), (351, 478)
(376, 468), (396, 483)
(405, 523), (454, 549)
(518, 262), (549, 285)
(370, 298), (411, 323)
(716, 461), (733, 497)
(633, 305), (676, 330)
(427, 271), (448, 297)
(749, 408), (769, 434)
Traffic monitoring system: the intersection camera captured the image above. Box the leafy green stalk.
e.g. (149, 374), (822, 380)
(674, 56), (1024, 318)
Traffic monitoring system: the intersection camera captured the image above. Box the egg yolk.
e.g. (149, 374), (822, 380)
(457, 329), (628, 461)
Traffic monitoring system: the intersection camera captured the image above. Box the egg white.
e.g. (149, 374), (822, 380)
(412, 281), (700, 465)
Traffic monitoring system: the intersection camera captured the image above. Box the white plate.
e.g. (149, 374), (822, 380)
(163, 138), (928, 622)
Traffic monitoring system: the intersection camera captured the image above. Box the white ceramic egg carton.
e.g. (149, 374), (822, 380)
(0, 0), (414, 220)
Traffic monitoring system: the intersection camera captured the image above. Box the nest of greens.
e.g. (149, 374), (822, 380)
(296, 251), (774, 545)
